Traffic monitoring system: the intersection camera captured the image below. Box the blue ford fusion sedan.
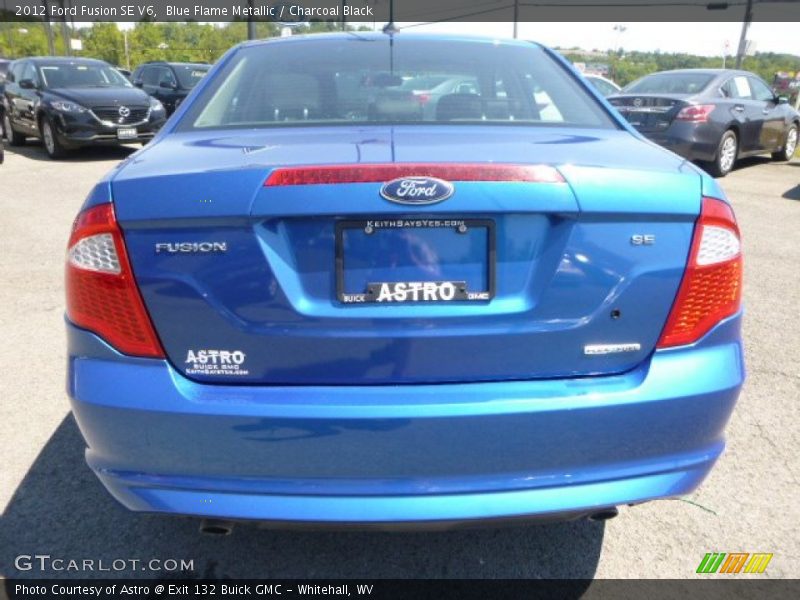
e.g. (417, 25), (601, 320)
(66, 33), (744, 527)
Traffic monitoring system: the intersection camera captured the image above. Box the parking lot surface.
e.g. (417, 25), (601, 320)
(0, 142), (798, 579)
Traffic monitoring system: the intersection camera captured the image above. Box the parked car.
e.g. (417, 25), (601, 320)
(399, 74), (480, 118)
(0, 58), (10, 121)
(0, 57), (10, 89)
(609, 68), (800, 176)
(585, 74), (621, 97)
(131, 61), (210, 115)
(66, 33), (743, 528)
(2, 57), (166, 158)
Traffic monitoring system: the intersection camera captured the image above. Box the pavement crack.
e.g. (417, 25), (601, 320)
(671, 497), (718, 515)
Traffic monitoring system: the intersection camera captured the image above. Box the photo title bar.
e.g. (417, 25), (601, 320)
(4, 0), (800, 23)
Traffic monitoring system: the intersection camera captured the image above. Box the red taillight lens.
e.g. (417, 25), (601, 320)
(66, 204), (164, 358)
(264, 163), (564, 186)
(657, 197), (742, 348)
(416, 93), (431, 105)
(675, 104), (715, 123)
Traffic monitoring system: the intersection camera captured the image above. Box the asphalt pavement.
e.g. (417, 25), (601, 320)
(0, 141), (798, 580)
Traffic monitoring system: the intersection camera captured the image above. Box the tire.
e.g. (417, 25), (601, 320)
(707, 130), (738, 178)
(39, 115), (67, 159)
(4, 112), (26, 146)
(771, 124), (798, 162)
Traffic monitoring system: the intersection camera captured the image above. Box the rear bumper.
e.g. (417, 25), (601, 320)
(67, 314), (744, 525)
(640, 122), (721, 162)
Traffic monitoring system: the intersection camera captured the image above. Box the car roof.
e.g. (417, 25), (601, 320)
(585, 74), (617, 83)
(139, 61), (210, 67)
(643, 68), (753, 78)
(24, 56), (111, 66)
(239, 31), (541, 50)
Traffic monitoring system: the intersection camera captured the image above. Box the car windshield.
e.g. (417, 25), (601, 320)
(173, 64), (209, 88)
(623, 72), (714, 95)
(38, 63), (132, 89)
(181, 37), (616, 130)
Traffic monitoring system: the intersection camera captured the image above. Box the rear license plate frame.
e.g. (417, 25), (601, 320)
(335, 218), (496, 305)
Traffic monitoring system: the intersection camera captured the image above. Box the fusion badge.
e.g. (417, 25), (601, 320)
(155, 242), (228, 254)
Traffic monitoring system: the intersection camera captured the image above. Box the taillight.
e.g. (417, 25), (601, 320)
(675, 104), (715, 123)
(657, 197), (742, 348)
(264, 163), (564, 186)
(416, 93), (431, 105)
(65, 204), (164, 358)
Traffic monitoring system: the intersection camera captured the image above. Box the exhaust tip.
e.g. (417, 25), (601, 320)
(199, 519), (235, 536)
(588, 507), (619, 522)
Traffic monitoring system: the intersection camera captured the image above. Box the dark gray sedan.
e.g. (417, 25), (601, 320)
(609, 69), (799, 176)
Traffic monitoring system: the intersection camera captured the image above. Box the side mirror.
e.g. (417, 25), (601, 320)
(159, 80), (177, 90)
(777, 95), (789, 105)
(133, 80), (144, 88)
(19, 79), (36, 90)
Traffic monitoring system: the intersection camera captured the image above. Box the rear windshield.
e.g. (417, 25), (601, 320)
(37, 62), (131, 89)
(173, 64), (209, 88)
(623, 72), (714, 95)
(180, 37), (616, 130)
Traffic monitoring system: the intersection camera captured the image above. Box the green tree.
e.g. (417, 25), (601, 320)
(81, 22), (124, 66)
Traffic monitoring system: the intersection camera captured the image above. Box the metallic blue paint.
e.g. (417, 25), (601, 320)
(109, 126), (703, 384)
(68, 34), (744, 523)
(68, 311), (743, 522)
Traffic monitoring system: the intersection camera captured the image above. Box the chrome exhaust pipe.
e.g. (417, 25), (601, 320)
(588, 507), (619, 522)
(199, 519), (235, 535)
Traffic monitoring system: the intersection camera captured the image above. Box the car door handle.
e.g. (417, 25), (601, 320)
(733, 105), (745, 112)
(762, 109), (771, 115)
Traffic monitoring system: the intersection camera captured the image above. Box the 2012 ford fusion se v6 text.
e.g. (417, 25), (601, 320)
(65, 33), (744, 527)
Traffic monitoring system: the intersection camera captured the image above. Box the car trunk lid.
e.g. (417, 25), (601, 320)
(112, 126), (700, 385)
(608, 94), (691, 133)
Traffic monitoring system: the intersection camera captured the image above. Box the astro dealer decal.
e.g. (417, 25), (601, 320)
(185, 349), (249, 376)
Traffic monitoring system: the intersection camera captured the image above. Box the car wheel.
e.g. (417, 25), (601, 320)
(4, 112), (26, 146)
(40, 116), (67, 159)
(771, 124), (798, 162)
(708, 130), (738, 178)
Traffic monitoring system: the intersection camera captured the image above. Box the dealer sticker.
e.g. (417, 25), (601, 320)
(185, 349), (249, 376)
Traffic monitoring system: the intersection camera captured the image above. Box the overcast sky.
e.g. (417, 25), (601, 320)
(111, 21), (797, 57)
(398, 22), (798, 57)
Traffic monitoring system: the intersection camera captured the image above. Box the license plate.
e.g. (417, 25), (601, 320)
(117, 127), (137, 140)
(367, 281), (468, 303)
(336, 219), (495, 304)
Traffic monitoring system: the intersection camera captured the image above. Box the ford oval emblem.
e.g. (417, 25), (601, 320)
(380, 177), (454, 205)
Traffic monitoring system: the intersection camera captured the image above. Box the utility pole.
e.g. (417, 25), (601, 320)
(382, 0), (397, 34)
(41, 1), (56, 55)
(247, 0), (256, 40)
(123, 30), (130, 71)
(58, 0), (70, 56)
(735, 0), (754, 69)
(513, 0), (519, 39)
